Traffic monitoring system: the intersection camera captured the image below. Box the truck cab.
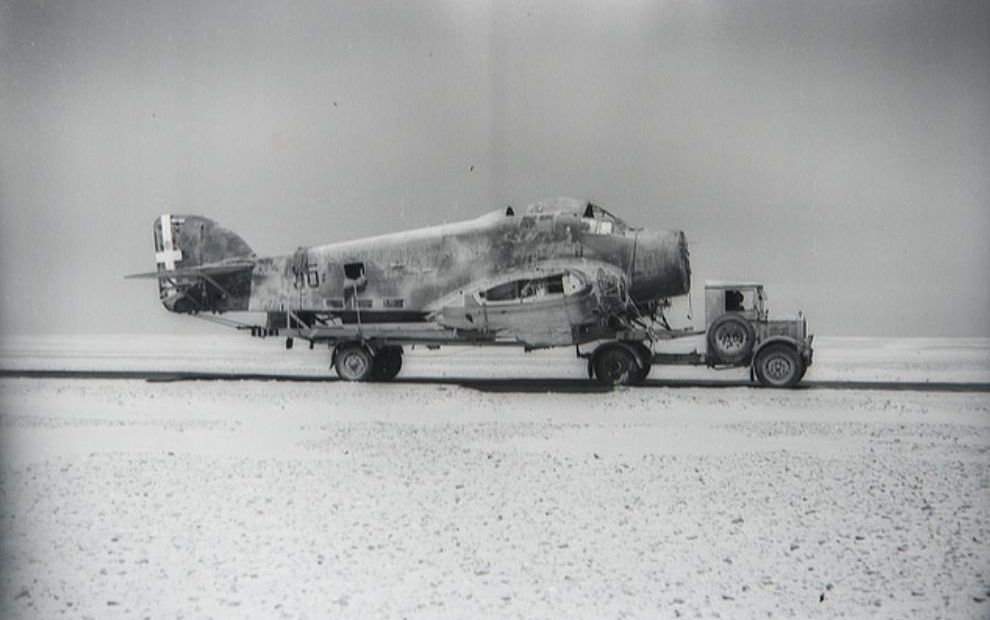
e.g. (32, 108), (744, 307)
(704, 281), (813, 386)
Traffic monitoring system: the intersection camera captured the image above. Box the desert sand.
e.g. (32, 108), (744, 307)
(1, 335), (988, 619)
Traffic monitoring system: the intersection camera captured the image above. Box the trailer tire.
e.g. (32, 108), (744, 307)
(334, 343), (374, 381)
(592, 344), (638, 387)
(753, 344), (804, 388)
(708, 314), (755, 365)
(629, 342), (652, 385)
(371, 346), (403, 381)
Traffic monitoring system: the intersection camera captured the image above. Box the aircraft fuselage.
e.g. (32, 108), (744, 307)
(247, 201), (688, 319)
(137, 198), (690, 347)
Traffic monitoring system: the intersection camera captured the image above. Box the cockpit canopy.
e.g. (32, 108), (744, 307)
(477, 271), (588, 304)
(516, 197), (633, 234)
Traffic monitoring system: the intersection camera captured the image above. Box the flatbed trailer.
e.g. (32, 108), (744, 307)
(251, 280), (813, 388)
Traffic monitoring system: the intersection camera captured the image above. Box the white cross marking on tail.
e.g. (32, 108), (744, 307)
(155, 214), (183, 270)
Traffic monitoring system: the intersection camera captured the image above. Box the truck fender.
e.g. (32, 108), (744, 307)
(752, 336), (801, 358)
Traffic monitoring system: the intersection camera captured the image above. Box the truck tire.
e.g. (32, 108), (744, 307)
(371, 345), (403, 380)
(334, 343), (374, 381)
(592, 344), (638, 387)
(753, 344), (804, 388)
(707, 314), (755, 365)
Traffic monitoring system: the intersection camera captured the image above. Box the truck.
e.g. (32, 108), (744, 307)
(578, 281), (813, 387)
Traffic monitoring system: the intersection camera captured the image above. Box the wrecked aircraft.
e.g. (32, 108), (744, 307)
(129, 197), (694, 383)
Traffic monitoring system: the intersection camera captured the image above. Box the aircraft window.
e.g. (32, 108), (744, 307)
(482, 281), (519, 302)
(481, 275), (566, 302)
(383, 298), (404, 308)
(563, 272), (585, 295)
(585, 219), (614, 235)
(344, 262), (365, 279)
(581, 203), (628, 233)
(519, 280), (544, 298)
(591, 204), (618, 223)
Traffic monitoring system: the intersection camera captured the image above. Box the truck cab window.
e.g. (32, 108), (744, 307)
(725, 289), (745, 312)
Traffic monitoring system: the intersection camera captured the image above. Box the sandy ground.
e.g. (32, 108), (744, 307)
(0, 336), (988, 619)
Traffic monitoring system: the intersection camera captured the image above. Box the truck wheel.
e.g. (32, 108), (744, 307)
(334, 344), (374, 381)
(754, 344), (804, 388)
(593, 344), (638, 386)
(708, 314), (755, 365)
(371, 346), (403, 380)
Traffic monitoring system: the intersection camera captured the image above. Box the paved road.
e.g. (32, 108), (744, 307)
(2, 369), (988, 393)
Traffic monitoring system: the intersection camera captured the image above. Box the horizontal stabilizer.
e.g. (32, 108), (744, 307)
(125, 259), (255, 280)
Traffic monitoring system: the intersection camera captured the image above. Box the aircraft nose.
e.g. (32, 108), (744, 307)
(631, 229), (691, 301)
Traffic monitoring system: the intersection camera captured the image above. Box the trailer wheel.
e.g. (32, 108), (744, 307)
(371, 346), (403, 380)
(592, 344), (638, 386)
(629, 342), (652, 385)
(334, 343), (374, 381)
(708, 314), (755, 365)
(753, 344), (804, 388)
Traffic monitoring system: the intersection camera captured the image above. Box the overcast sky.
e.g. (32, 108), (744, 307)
(1, 0), (988, 336)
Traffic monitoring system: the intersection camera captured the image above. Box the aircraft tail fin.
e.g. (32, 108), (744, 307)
(135, 215), (256, 313)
